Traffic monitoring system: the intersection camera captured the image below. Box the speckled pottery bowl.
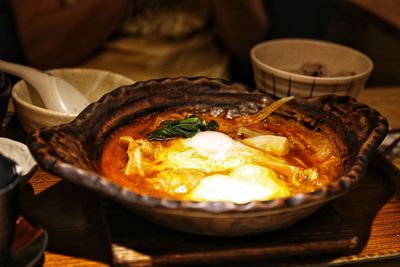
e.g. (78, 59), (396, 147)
(28, 77), (388, 236)
(12, 68), (134, 132)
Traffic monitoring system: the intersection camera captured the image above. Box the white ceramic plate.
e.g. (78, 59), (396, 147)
(0, 137), (37, 182)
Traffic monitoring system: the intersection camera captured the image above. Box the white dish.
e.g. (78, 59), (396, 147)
(0, 137), (37, 182)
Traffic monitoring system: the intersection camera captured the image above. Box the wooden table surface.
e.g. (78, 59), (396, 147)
(358, 86), (400, 129)
(3, 86), (400, 266)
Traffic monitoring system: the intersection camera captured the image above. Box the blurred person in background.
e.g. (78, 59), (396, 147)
(10, 0), (268, 84)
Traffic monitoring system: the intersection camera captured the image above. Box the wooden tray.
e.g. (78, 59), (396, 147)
(101, 153), (400, 266)
(104, 203), (357, 266)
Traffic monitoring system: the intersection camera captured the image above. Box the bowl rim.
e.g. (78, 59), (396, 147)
(11, 67), (135, 118)
(250, 38), (374, 83)
(28, 77), (388, 214)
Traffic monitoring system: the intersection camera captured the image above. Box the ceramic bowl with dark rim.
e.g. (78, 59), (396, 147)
(27, 77), (388, 236)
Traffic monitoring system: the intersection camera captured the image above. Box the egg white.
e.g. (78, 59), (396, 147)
(154, 131), (290, 203)
(186, 164), (290, 203)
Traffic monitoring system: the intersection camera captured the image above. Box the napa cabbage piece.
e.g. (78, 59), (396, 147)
(149, 168), (205, 195)
(119, 136), (156, 176)
(242, 135), (290, 156)
(236, 126), (273, 138)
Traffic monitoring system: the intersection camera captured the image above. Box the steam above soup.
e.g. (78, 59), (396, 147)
(100, 97), (342, 203)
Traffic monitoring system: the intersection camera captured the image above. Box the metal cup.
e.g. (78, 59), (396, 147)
(0, 154), (20, 266)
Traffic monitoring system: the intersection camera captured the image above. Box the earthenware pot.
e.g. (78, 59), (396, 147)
(28, 77), (388, 236)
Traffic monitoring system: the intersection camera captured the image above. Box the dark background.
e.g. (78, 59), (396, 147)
(1, 0), (399, 86)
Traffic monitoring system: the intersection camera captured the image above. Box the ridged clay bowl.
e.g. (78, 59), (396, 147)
(28, 77), (388, 236)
